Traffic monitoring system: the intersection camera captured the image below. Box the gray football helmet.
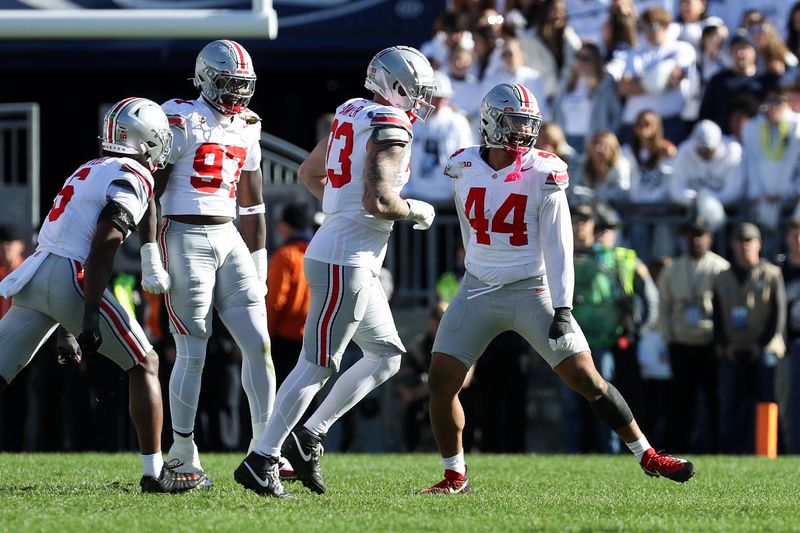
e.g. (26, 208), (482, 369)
(100, 97), (173, 172)
(194, 39), (257, 115)
(480, 82), (543, 154)
(364, 46), (437, 122)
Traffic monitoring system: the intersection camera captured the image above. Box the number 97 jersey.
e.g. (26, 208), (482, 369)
(159, 98), (261, 218)
(445, 146), (570, 285)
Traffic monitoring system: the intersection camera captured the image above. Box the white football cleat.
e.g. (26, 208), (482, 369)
(167, 437), (213, 488)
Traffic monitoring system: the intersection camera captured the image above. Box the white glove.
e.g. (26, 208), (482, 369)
(140, 242), (170, 294)
(251, 249), (268, 294)
(405, 199), (436, 230)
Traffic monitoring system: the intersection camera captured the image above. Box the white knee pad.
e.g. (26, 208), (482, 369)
(173, 335), (209, 372)
(169, 335), (209, 434)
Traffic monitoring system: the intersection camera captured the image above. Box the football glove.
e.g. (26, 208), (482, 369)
(405, 199), (436, 230)
(77, 303), (102, 357)
(548, 307), (581, 354)
(56, 326), (82, 366)
(141, 242), (170, 294)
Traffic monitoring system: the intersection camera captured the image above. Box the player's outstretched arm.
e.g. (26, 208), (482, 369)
(79, 218), (125, 355)
(298, 137), (329, 201)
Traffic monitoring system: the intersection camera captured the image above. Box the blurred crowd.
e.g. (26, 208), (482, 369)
(4, 0), (800, 456)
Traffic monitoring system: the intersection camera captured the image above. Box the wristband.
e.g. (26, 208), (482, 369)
(239, 203), (266, 216)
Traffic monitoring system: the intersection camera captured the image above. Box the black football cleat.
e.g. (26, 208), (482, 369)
(640, 449), (695, 483)
(140, 460), (208, 493)
(234, 452), (294, 499)
(281, 427), (326, 494)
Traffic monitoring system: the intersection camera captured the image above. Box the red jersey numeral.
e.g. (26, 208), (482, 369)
(325, 119), (354, 188)
(464, 187), (529, 246)
(190, 143), (247, 198)
(47, 167), (92, 221)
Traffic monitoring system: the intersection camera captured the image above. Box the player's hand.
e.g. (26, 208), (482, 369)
(77, 303), (102, 357)
(56, 326), (82, 366)
(405, 199), (436, 230)
(140, 242), (171, 294)
(548, 307), (580, 353)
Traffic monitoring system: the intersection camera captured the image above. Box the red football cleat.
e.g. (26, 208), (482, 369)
(417, 469), (472, 494)
(640, 448), (695, 483)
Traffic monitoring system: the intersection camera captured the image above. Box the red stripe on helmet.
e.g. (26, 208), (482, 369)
(107, 97), (138, 145)
(226, 40), (250, 73)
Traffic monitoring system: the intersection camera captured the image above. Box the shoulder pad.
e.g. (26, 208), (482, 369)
(119, 163), (154, 200)
(237, 108), (261, 126)
(443, 145), (478, 179)
(371, 126), (411, 146)
(161, 98), (195, 115)
(531, 151), (569, 191)
(368, 108), (412, 136)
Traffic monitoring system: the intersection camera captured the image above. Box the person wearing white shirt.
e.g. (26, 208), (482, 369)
(405, 71), (475, 206)
(618, 7), (697, 144)
(671, 120), (744, 209)
(446, 45), (486, 138)
(742, 89), (800, 242)
(482, 36), (550, 121)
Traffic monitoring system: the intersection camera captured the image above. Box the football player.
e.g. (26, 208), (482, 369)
(0, 98), (205, 493)
(234, 45), (438, 498)
(137, 40), (275, 487)
(416, 82), (695, 494)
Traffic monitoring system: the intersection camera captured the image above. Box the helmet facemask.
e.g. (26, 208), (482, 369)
(484, 110), (542, 155)
(200, 68), (256, 115)
(100, 98), (173, 173)
(194, 40), (257, 116)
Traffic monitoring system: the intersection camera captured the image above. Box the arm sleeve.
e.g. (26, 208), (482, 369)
(107, 181), (147, 225)
(657, 267), (674, 342)
(759, 273), (787, 348)
(243, 126), (263, 171)
(539, 190), (574, 309)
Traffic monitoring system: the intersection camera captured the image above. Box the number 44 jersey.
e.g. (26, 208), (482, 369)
(445, 146), (573, 293)
(305, 98), (413, 275)
(159, 98), (261, 218)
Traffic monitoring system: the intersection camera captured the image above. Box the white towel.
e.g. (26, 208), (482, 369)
(0, 251), (49, 298)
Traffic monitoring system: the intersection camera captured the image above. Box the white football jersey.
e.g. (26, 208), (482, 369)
(445, 146), (575, 308)
(305, 98), (413, 274)
(37, 157), (154, 263)
(159, 98), (261, 218)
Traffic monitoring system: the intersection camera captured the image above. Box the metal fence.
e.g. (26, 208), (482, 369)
(0, 103), (40, 248)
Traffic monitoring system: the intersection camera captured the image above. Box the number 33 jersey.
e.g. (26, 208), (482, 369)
(159, 98), (261, 218)
(445, 146), (574, 303)
(306, 98), (412, 274)
(37, 157), (154, 263)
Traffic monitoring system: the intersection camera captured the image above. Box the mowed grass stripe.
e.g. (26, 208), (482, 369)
(0, 454), (798, 532)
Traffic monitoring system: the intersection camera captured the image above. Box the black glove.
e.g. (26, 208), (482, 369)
(77, 303), (102, 357)
(56, 326), (82, 366)
(548, 307), (574, 342)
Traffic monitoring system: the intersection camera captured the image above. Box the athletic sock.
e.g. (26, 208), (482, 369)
(254, 354), (331, 458)
(141, 452), (164, 478)
(442, 450), (466, 475)
(304, 353), (401, 436)
(626, 435), (651, 463)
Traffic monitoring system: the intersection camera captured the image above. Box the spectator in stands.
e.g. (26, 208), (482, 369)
(472, 18), (504, 81)
(552, 42), (622, 151)
(657, 214), (729, 453)
(420, 10), (472, 70)
(742, 88), (800, 249)
(749, 20), (799, 76)
(446, 46), (484, 130)
(0, 226), (24, 319)
(535, 122), (578, 165)
(713, 222), (786, 454)
(623, 109), (677, 263)
(672, 0), (712, 50)
(519, 0), (581, 98)
(683, 20), (729, 121)
(571, 130), (631, 206)
(699, 31), (781, 134)
(727, 94), (760, 143)
(406, 71), (475, 207)
(483, 36), (550, 120)
(603, 0), (638, 81)
(670, 120), (744, 211)
(267, 203), (312, 386)
(779, 218), (800, 453)
(787, 2), (800, 61)
(618, 7), (697, 144)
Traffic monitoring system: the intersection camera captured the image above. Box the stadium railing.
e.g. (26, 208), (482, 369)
(0, 103), (40, 249)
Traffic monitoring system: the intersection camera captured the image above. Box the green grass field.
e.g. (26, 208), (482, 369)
(0, 453), (797, 532)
